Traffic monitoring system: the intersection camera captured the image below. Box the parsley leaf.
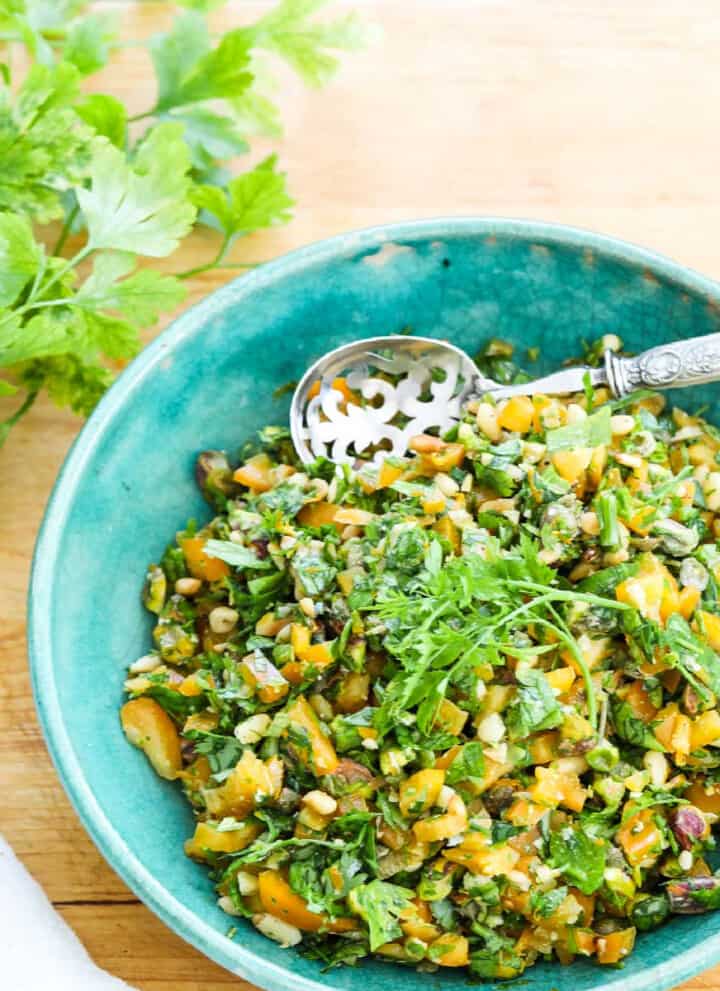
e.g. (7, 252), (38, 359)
(204, 539), (272, 570)
(1, 310), (78, 366)
(187, 730), (245, 773)
(170, 106), (248, 173)
(77, 125), (196, 255)
(258, 481), (307, 517)
(75, 253), (186, 326)
(19, 353), (112, 416)
(446, 741), (485, 786)
(548, 826), (607, 895)
(506, 666), (563, 741)
(0, 212), (42, 306)
(546, 405), (611, 452)
(176, 0), (229, 10)
(625, 611), (720, 706)
(667, 613), (720, 697)
(610, 699), (663, 751)
(143, 682), (206, 719)
(193, 155), (293, 241)
(75, 94), (127, 148)
(473, 459), (517, 496)
(150, 12), (253, 114)
(530, 885), (568, 918)
(231, 59), (283, 138)
(251, 0), (370, 88)
(348, 880), (414, 951)
(0, 62), (92, 222)
(63, 12), (116, 76)
(292, 552), (336, 597)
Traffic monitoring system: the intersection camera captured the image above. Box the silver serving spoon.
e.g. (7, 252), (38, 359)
(290, 332), (720, 466)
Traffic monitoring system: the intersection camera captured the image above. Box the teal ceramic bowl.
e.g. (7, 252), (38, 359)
(29, 219), (720, 991)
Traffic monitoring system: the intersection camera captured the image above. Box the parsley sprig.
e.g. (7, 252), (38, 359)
(374, 536), (630, 732)
(0, 0), (370, 445)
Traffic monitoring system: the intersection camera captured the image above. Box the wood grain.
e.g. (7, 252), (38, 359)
(3, 1), (720, 987)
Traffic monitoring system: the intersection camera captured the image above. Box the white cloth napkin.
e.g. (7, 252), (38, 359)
(1, 834), (137, 991)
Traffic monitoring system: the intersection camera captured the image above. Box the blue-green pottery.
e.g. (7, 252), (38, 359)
(29, 218), (720, 991)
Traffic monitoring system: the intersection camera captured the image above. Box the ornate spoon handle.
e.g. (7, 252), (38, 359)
(606, 333), (720, 398)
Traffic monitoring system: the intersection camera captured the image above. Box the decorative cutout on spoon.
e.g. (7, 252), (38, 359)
(290, 332), (720, 467)
(292, 337), (480, 466)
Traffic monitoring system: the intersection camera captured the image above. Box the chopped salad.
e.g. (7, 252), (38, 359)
(121, 337), (720, 977)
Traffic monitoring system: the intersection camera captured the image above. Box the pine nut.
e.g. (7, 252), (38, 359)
(522, 441), (546, 463)
(507, 870), (531, 891)
(476, 712), (505, 744)
(302, 790), (337, 816)
(554, 756), (588, 775)
(217, 895), (243, 916)
(643, 750), (669, 788)
(678, 850), (694, 871)
(129, 653), (160, 674)
(175, 577), (202, 596)
(601, 333), (623, 352)
(614, 452), (643, 469)
(481, 498), (517, 513)
(236, 871), (259, 896)
(435, 472), (460, 497)
(610, 414), (635, 436)
(234, 714), (271, 744)
(580, 511), (600, 536)
(476, 403), (502, 442)
(252, 912), (302, 947)
(566, 403), (587, 425)
(209, 606), (239, 634)
(299, 597), (316, 618)
(276, 623), (292, 642)
(305, 479), (329, 502)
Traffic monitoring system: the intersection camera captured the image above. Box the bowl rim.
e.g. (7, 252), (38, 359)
(28, 216), (720, 991)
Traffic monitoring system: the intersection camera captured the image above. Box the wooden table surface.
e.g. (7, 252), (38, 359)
(3, 1), (720, 988)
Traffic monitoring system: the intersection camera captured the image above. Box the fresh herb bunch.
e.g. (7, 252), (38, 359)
(0, 0), (369, 445)
(121, 338), (720, 975)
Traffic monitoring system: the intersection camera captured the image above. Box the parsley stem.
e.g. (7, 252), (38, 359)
(25, 253), (48, 312)
(127, 110), (155, 123)
(504, 580), (631, 612)
(177, 234), (236, 279)
(547, 603), (598, 729)
(0, 390), (38, 447)
(178, 261), (259, 278)
(531, 613), (597, 729)
(52, 204), (80, 257)
(216, 262), (261, 270)
(0, 245), (94, 329)
(23, 244), (93, 312)
(20, 297), (75, 311)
